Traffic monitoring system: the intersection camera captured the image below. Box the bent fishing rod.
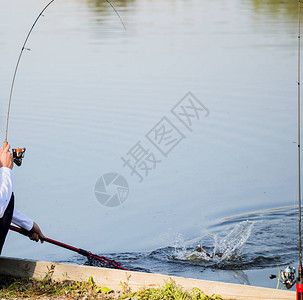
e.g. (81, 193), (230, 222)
(3, 0), (126, 163)
(9, 225), (129, 270)
(5, 0), (127, 270)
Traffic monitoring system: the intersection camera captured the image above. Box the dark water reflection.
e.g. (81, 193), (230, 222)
(83, 0), (300, 40)
(252, 0), (298, 17)
(87, 0), (135, 10)
(63, 207), (298, 289)
(86, 0), (299, 19)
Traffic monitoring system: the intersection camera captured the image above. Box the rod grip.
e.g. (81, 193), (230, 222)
(3, 141), (8, 149)
(9, 225), (31, 237)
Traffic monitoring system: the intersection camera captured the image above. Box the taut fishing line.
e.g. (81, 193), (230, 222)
(5, 0), (127, 269)
(3, 0), (126, 163)
(105, 0), (127, 31)
(4, 0), (55, 149)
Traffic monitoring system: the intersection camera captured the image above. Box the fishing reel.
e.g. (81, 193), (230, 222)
(12, 148), (26, 166)
(269, 265), (296, 289)
(280, 266), (296, 289)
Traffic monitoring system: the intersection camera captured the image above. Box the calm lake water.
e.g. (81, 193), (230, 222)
(0, 0), (300, 290)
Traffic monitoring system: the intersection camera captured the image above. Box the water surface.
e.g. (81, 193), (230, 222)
(0, 0), (300, 289)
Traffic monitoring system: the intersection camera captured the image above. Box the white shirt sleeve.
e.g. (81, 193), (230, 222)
(12, 209), (34, 231)
(0, 167), (34, 231)
(0, 167), (15, 218)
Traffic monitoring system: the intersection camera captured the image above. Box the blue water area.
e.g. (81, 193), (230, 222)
(0, 0), (300, 290)
(63, 206), (298, 290)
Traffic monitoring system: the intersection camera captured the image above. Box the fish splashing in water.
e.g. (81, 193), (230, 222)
(182, 221), (254, 263)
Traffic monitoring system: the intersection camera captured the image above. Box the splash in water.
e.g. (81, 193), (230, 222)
(65, 207), (297, 288)
(212, 220), (254, 261)
(176, 220), (254, 264)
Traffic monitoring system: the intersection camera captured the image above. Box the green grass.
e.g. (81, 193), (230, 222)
(121, 279), (223, 300)
(0, 275), (112, 299)
(0, 275), (223, 299)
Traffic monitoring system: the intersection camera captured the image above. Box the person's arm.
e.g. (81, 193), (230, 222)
(0, 145), (14, 218)
(0, 145), (45, 243)
(12, 209), (45, 243)
(11, 209), (33, 231)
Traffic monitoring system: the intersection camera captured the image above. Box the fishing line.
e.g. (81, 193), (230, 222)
(4, 0), (55, 149)
(105, 0), (127, 31)
(276, 264), (280, 289)
(3, 0), (126, 149)
(4, 0), (128, 268)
